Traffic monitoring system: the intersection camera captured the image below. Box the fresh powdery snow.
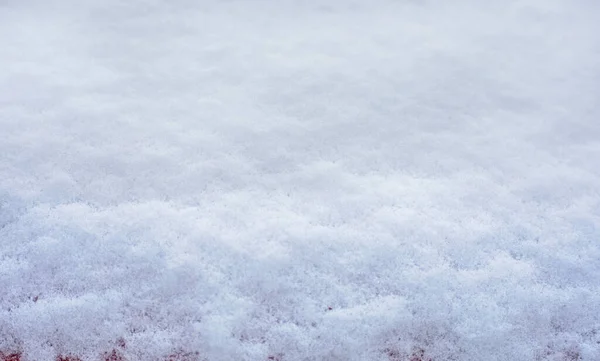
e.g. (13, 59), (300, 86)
(1, 0), (599, 360)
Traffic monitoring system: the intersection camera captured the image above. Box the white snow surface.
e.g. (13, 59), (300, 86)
(1, 0), (600, 360)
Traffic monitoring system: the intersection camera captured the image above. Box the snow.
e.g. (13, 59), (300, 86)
(1, 0), (599, 360)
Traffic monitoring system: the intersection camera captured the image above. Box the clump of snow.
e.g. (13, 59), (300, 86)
(1, 0), (599, 360)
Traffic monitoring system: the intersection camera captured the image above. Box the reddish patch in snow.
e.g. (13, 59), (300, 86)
(0, 352), (21, 361)
(1, 348), (208, 361)
(409, 349), (432, 361)
(102, 349), (125, 361)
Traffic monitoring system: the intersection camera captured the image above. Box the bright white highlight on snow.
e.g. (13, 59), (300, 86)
(1, 0), (599, 360)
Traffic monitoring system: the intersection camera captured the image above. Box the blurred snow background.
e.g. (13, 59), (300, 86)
(1, 0), (600, 360)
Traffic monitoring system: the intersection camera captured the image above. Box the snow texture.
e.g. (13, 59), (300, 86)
(1, 0), (600, 360)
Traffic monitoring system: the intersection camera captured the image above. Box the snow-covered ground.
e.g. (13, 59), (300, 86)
(1, 0), (599, 360)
